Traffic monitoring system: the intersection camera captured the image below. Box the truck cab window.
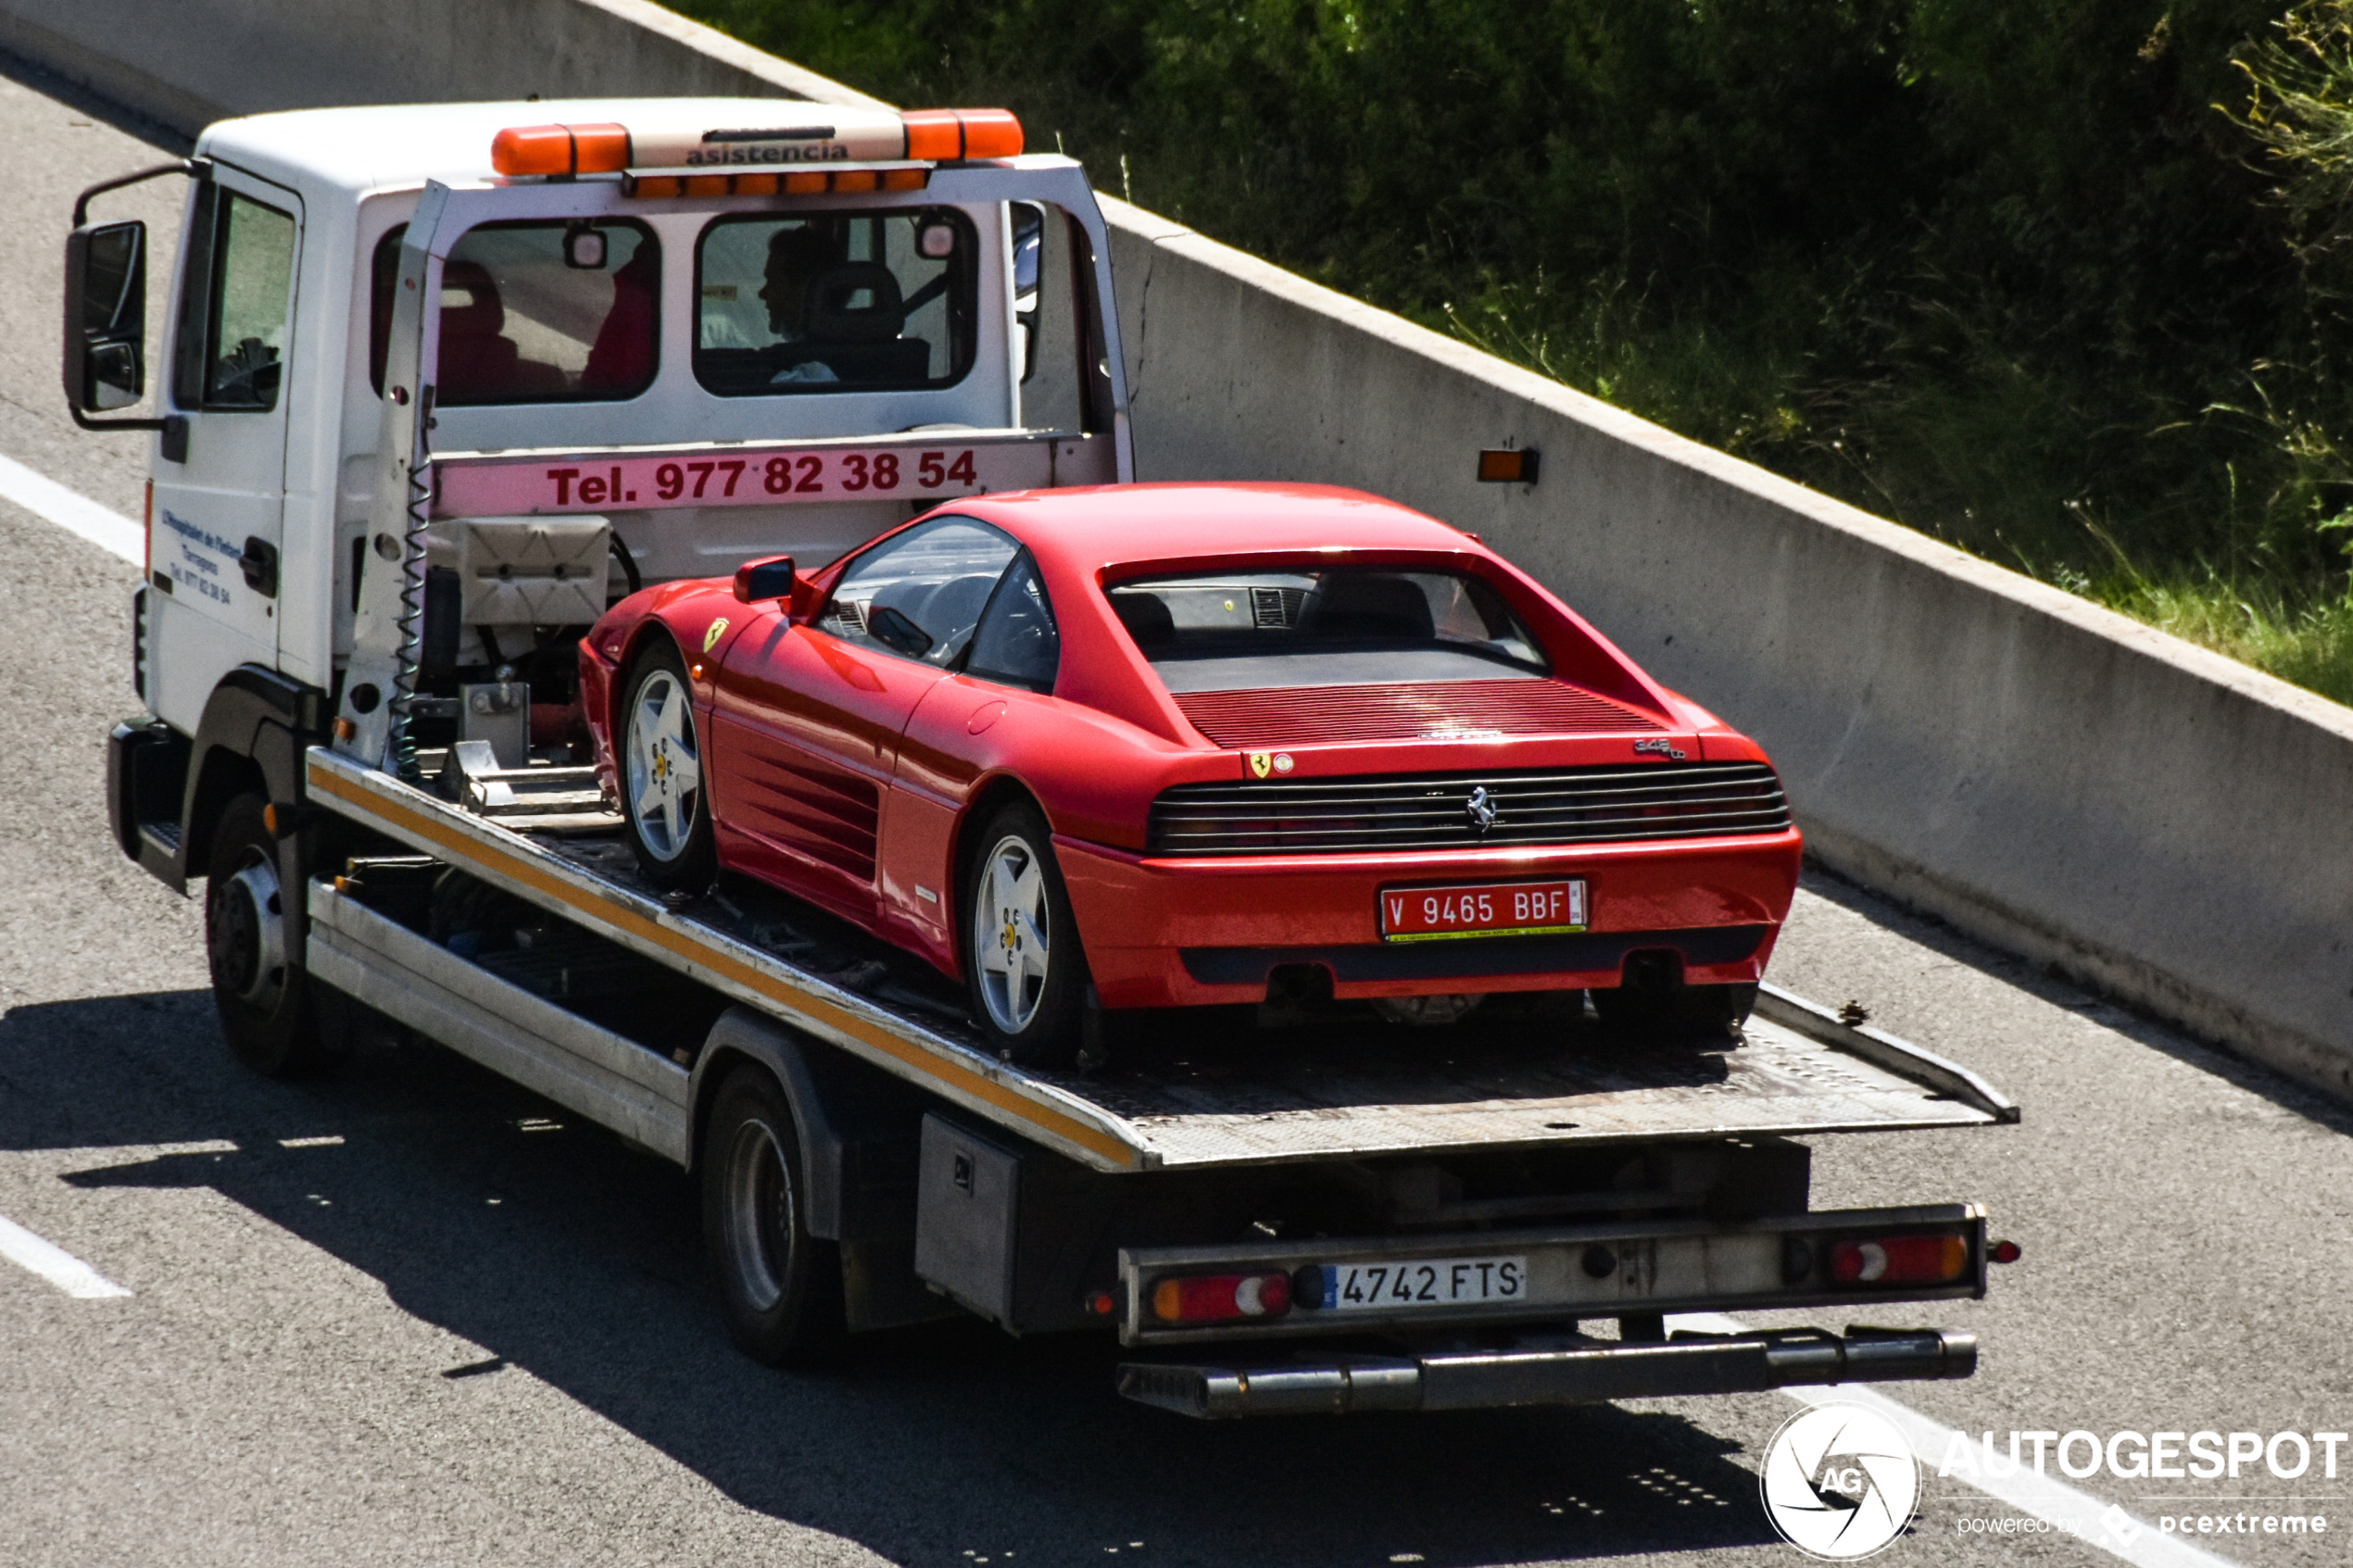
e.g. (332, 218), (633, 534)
(695, 210), (975, 396)
(368, 220), (660, 404)
(172, 186), (296, 412)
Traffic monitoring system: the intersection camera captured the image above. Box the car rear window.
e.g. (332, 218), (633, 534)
(1105, 569), (1550, 693)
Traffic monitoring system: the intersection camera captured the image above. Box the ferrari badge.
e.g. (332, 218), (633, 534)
(1247, 750), (1273, 779)
(703, 617), (729, 653)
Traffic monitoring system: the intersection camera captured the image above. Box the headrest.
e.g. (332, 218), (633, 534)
(440, 260), (505, 337)
(1312, 573), (1434, 640)
(1112, 591), (1176, 652)
(805, 262), (905, 344)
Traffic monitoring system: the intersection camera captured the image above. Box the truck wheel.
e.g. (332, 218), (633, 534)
(702, 1064), (843, 1365)
(962, 799), (1086, 1068)
(621, 641), (715, 890)
(205, 793), (324, 1076)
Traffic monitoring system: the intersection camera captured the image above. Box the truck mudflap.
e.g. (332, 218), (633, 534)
(1117, 1324), (1979, 1419)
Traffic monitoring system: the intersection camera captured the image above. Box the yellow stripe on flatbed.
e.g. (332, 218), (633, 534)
(306, 751), (1141, 1170)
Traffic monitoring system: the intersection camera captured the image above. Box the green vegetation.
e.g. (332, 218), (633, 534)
(675, 0), (2353, 705)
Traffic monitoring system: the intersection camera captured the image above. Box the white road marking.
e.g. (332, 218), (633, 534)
(1670, 1313), (2241, 1567)
(0, 453), (141, 563)
(278, 1135), (345, 1148)
(0, 1212), (131, 1298)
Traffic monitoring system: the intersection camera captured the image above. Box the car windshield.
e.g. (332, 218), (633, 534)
(1104, 568), (1550, 693)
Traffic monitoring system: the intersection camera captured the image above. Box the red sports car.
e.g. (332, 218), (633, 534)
(580, 483), (1801, 1064)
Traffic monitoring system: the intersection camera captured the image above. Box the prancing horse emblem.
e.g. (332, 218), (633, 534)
(1465, 786), (1499, 834)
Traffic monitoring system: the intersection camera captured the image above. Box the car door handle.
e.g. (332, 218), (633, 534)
(239, 535), (279, 598)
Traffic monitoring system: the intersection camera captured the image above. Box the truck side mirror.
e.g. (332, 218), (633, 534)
(63, 220), (148, 412)
(733, 555), (796, 605)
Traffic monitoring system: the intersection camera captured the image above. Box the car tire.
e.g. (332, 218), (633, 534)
(620, 640), (716, 891)
(961, 799), (1087, 1069)
(205, 793), (327, 1077)
(701, 1064), (844, 1366)
(1592, 979), (1756, 1043)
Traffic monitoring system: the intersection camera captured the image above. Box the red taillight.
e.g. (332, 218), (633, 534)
(1829, 1235), (1970, 1286)
(1149, 1271), (1292, 1324)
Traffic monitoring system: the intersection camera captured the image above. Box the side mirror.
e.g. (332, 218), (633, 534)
(733, 555), (796, 605)
(63, 220), (147, 412)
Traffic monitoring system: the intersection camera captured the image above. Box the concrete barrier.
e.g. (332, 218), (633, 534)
(6, 0), (2349, 1098)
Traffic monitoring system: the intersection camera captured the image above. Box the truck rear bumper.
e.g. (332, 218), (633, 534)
(1117, 1323), (1977, 1418)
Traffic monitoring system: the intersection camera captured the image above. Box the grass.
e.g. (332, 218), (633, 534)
(2076, 565), (2353, 703)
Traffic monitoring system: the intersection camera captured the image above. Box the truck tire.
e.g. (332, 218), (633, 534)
(961, 798), (1086, 1069)
(702, 1064), (843, 1365)
(205, 793), (325, 1076)
(620, 640), (716, 891)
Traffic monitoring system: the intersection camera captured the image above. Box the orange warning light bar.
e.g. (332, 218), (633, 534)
(492, 107), (1021, 180)
(490, 123), (631, 177)
(902, 108), (1024, 160)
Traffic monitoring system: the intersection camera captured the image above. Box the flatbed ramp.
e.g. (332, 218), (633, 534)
(306, 747), (2016, 1174)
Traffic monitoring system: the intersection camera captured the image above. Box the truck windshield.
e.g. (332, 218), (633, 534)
(1105, 568), (1551, 693)
(695, 209), (976, 396)
(369, 220), (661, 405)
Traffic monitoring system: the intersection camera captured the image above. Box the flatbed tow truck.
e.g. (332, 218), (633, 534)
(72, 96), (2018, 1417)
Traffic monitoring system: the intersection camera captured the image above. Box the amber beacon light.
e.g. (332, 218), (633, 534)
(491, 123), (631, 177)
(901, 108), (1025, 160)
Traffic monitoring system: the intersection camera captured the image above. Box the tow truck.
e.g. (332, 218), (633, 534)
(70, 97), (2018, 1416)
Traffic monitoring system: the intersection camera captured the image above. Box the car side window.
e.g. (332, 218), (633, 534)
(966, 550), (1060, 692)
(172, 185), (296, 412)
(821, 517), (1020, 667)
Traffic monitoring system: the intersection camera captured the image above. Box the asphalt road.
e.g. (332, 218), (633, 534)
(3, 54), (2351, 1568)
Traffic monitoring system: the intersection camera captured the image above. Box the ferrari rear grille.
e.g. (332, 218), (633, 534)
(1146, 762), (1792, 856)
(1171, 680), (1664, 748)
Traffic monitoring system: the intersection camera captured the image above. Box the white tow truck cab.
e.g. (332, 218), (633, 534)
(85, 97), (1121, 886)
(73, 100), (2016, 1416)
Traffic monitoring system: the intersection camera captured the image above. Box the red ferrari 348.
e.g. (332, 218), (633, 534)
(580, 483), (1801, 1065)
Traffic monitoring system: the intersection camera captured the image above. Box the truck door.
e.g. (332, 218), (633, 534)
(148, 165), (302, 726)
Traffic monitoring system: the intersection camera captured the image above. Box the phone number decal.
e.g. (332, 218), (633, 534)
(436, 444), (1051, 518)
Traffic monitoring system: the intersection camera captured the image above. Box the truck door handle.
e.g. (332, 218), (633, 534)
(239, 536), (279, 598)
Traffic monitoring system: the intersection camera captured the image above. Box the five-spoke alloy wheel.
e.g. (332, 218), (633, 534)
(621, 642), (716, 889)
(962, 800), (1085, 1067)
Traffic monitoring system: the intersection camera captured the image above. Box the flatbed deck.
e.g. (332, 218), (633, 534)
(304, 747), (2017, 1174)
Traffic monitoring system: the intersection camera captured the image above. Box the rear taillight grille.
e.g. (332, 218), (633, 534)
(1147, 762), (1792, 856)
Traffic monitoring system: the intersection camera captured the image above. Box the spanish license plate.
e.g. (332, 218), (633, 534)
(1379, 879), (1586, 941)
(1305, 1256), (1530, 1311)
